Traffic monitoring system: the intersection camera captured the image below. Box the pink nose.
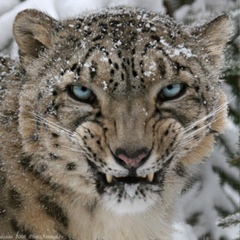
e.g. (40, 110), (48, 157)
(117, 153), (147, 168)
(115, 148), (149, 168)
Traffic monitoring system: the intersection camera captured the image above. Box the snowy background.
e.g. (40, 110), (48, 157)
(0, 0), (239, 239)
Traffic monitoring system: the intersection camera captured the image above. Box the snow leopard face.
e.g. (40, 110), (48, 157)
(13, 7), (229, 215)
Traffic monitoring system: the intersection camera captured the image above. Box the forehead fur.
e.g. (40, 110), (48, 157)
(13, 7), (231, 95)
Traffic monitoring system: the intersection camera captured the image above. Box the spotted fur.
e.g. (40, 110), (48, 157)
(0, 7), (231, 240)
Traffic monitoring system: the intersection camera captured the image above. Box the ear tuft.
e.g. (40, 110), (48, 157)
(192, 14), (232, 66)
(13, 9), (57, 65)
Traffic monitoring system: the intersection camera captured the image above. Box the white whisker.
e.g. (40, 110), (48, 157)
(33, 113), (73, 136)
(178, 101), (228, 148)
(61, 145), (86, 154)
(178, 115), (224, 148)
(182, 101), (228, 134)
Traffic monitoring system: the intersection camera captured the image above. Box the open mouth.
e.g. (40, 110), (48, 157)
(86, 157), (169, 193)
(95, 169), (165, 187)
(104, 173), (154, 184)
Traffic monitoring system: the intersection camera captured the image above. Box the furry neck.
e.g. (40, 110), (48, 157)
(69, 198), (176, 240)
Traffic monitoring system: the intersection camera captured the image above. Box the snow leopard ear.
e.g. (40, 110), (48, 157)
(192, 14), (232, 66)
(13, 9), (57, 66)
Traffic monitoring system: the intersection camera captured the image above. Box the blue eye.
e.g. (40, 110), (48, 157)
(159, 83), (186, 101)
(162, 83), (181, 97)
(73, 86), (92, 99)
(68, 85), (96, 103)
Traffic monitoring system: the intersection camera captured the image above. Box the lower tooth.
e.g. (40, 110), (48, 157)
(106, 174), (113, 183)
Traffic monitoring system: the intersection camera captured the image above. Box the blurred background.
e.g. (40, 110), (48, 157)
(0, 0), (239, 239)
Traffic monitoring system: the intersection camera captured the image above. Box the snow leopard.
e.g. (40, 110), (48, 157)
(0, 6), (231, 240)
